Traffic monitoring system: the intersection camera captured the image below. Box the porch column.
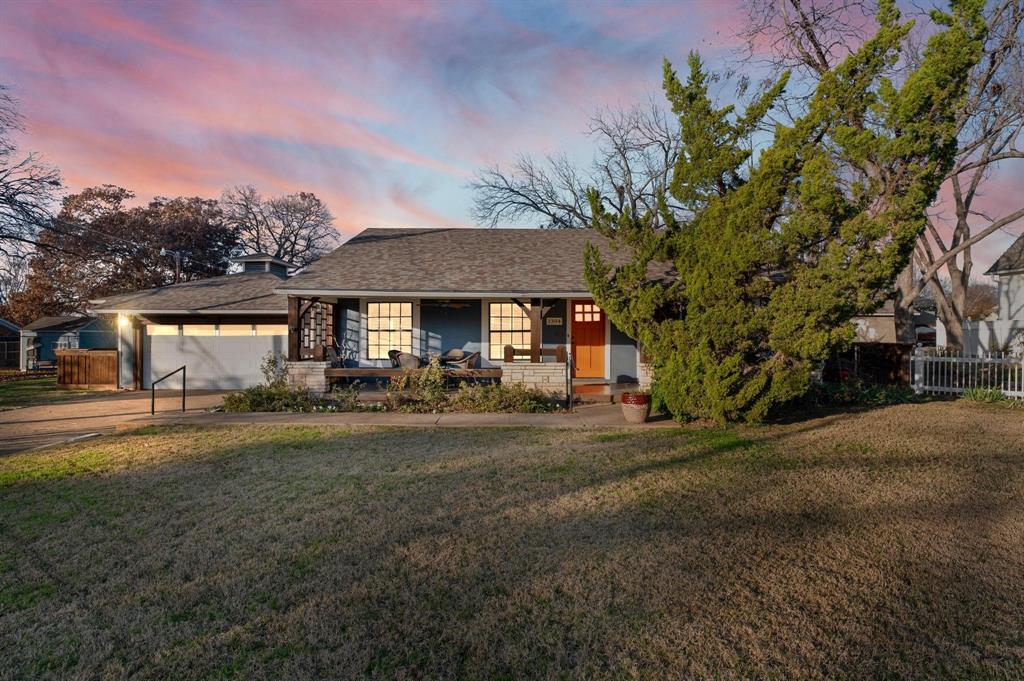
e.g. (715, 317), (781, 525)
(529, 297), (542, 362)
(132, 320), (143, 390)
(287, 296), (301, 361)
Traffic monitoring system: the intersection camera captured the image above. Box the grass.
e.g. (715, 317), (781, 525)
(1, 401), (1023, 679)
(0, 376), (115, 409)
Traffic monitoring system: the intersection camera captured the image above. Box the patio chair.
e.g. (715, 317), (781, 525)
(325, 346), (344, 368)
(393, 351), (424, 369)
(441, 348), (465, 360)
(445, 351), (479, 370)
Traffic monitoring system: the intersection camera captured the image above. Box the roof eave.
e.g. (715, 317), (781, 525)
(91, 308), (287, 315)
(985, 266), (1024, 276)
(272, 288), (595, 299)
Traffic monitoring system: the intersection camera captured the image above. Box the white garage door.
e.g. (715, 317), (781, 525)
(143, 324), (288, 389)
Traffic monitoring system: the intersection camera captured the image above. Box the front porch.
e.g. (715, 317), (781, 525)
(284, 294), (641, 398)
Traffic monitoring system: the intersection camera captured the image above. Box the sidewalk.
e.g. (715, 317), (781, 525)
(123, 403), (678, 431)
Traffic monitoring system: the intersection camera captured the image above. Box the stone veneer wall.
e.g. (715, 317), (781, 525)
(286, 361), (329, 395)
(501, 361), (568, 399)
(638, 363), (654, 390)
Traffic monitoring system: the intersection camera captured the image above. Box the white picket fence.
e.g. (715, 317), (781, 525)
(912, 346), (1024, 398)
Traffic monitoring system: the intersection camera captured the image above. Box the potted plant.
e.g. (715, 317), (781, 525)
(619, 390), (651, 424)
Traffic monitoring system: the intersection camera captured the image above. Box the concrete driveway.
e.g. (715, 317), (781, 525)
(0, 390), (227, 455)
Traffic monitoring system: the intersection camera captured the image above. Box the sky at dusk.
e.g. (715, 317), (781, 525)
(1, 0), (1021, 271)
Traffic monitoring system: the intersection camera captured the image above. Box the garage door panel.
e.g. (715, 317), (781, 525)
(144, 335), (287, 389)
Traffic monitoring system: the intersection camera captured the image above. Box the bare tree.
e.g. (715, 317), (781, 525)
(0, 83), (62, 279)
(734, 0), (1024, 347)
(221, 185), (339, 268)
(471, 101), (682, 228)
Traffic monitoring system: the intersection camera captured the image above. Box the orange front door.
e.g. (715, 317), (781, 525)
(571, 301), (605, 378)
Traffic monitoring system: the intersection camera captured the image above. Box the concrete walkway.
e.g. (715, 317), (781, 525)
(0, 391), (228, 455)
(128, 403), (678, 430)
(0, 393), (675, 456)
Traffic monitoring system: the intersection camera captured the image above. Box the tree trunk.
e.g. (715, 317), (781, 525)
(893, 264), (917, 345)
(930, 276), (966, 350)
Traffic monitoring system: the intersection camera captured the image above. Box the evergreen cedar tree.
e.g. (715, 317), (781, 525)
(584, 0), (987, 423)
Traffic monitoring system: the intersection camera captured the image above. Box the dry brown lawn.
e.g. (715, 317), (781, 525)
(1, 401), (1022, 680)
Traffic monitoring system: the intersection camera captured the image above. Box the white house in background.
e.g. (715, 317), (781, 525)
(938, 234), (1024, 354)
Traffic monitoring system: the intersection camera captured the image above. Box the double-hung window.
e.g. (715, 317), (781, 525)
(488, 302), (531, 360)
(366, 302), (413, 360)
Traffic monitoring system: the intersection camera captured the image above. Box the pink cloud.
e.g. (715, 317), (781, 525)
(387, 184), (471, 228)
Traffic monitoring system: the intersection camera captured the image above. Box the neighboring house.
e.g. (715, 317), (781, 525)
(90, 253), (290, 389)
(19, 315), (116, 371)
(0, 317), (19, 368)
(94, 231), (649, 393)
(937, 234), (1024, 354)
(852, 301), (935, 346)
(853, 300), (902, 344)
(835, 300), (930, 385)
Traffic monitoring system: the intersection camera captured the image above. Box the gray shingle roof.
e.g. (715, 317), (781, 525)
(91, 272), (288, 313)
(278, 228), (653, 295)
(987, 234), (1024, 275)
(22, 315), (96, 332)
(0, 317), (19, 335)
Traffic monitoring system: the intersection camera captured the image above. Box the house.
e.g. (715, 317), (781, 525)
(937, 234), (1024, 354)
(90, 253), (290, 389)
(19, 315), (116, 371)
(92, 231), (648, 395)
(0, 317), (19, 368)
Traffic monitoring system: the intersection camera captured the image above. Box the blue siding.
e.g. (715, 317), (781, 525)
(336, 298), (361, 366)
(541, 299), (567, 350)
(609, 322), (638, 383)
(420, 299), (482, 357)
(33, 320), (115, 362)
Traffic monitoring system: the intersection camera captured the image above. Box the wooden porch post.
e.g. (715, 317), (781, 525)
(529, 297), (542, 362)
(288, 296), (300, 361)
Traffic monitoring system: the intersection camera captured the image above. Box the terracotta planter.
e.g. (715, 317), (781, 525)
(620, 392), (651, 424)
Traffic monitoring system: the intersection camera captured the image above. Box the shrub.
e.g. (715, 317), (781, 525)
(223, 383), (324, 413)
(804, 379), (917, 408)
(962, 387), (1009, 404)
(448, 382), (556, 413)
(385, 357), (448, 412)
(260, 351), (288, 387)
(329, 383), (362, 411)
(223, 351), (331, 413)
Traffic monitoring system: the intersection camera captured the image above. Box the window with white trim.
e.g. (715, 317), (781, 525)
(488, 302), (531, 360)
(366, 302), (413, 360)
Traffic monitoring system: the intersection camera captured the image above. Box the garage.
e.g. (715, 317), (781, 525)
(90, 253), (293, 391)
(142, 321), (288, 389)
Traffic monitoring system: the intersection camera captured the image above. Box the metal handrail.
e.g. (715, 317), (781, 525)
(565, 350), (575, 410)
(151, 365), (186, 415)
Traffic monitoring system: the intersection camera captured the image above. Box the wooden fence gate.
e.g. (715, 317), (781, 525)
(56, 348), (119, 389)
